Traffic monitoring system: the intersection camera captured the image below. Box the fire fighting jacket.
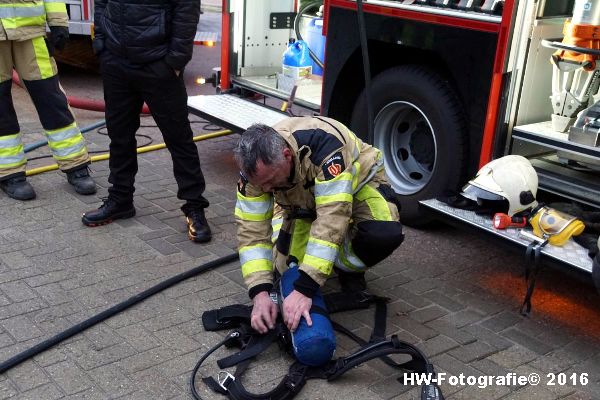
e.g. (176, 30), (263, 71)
(235, 116), (384, 296)
(0, 0), (68, 41)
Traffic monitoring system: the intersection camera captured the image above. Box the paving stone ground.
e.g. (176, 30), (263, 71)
(3, 33), (600, 400)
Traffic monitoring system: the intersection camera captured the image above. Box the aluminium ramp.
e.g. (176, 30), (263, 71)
(188, 94), (288, 132)
(420, 198), (593, 275)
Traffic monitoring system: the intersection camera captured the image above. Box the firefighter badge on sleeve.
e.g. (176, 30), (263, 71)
(322, 152), (345, 180)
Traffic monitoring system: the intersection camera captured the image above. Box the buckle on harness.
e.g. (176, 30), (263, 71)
(217, 371), (235, 390)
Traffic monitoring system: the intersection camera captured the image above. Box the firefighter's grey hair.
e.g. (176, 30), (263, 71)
(233, 124), (289, 177)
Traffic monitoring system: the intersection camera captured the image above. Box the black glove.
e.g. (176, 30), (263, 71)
(50, 26), (69, 51)
(92, 37), (104, 55)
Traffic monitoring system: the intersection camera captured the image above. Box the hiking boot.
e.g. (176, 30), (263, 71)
(186, 208), (212, 243)
(336, 268), (367, 293)
(66, 166), (97, 195)
(82, 197), (135, 227)
(0, 176), (36, 200)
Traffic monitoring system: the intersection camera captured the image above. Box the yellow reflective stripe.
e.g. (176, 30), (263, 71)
(235, 192), (273, 221)
(32, 36), (53, 79)
(0, 158), (26, 169)
(46, 132), (83, 150)
(0, 15), (46, 29)
(46, 121), (76, 135)
(0, 133), (22, 147)
(0, 135), (26, 168)
(234, 208), (273, 222)
(44, 2), (67, 13)
(289, 219), (311, 262)
(355, 184), (393, 221)
(239, 244), (272, 266)
(241, 259), (273, 278)
(0, 144), (24, 157)
(302, 238), (338, 276)
(315, 177), (353, 197)
(305, 237), (338, 262)
(315, 192), (353, 206)
(335, 237), (366, 272)
(302, 254), (334, 276)
(271, 218), (283, 243)
(52, 145), (86, 161)
(352, 162), (360, 191)
(315, 169), (354, 206)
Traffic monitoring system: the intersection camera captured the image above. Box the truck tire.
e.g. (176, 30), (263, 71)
(351, 65), (468, 226)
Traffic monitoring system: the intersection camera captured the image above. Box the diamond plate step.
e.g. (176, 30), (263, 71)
(421, 198), (593, 274)
(194, 31), (220, 44)
(188, 94), (288, 132)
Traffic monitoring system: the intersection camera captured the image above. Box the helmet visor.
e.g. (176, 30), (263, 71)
(461, 184), (506, 202)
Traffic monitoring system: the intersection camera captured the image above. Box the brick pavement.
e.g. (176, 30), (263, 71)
(3, 61), (600, 400)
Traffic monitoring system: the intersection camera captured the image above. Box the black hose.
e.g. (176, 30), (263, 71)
(0, 252), (239, 374)
(190, 330), (241, 399)
(294, 2), (325, 70)
(356, 0), (375, 143)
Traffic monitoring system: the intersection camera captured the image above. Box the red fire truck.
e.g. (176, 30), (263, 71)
(188, 0), (599, 287)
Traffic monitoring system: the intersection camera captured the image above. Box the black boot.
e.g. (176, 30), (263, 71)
(0, 176), (36, 200)
(186, 208), (212, 243)
(336, 268), (367, 293)
(82, 197), (135, 226)
(67, 166), (97, 195)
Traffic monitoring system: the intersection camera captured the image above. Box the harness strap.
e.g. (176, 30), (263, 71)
(218, 335), (433, 400)
(220, 365), (307, 400)
(324, 291), (386, 313)
(217, 328), (280, 368)
(520, 239), (547, 316)
(202, 304), (252, 332)
(369, 295), (388, 342)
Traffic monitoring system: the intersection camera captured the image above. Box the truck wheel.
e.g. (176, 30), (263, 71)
(351, 65), (468, 226)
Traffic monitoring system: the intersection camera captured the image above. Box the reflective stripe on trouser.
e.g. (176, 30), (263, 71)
(44, 121), (89, 170)
(0, 133), (26, 175)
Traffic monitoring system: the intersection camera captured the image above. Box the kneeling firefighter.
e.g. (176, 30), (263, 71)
(233, 117), (405, 364)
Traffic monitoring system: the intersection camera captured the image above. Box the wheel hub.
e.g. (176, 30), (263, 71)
(374, 101), (437, 195)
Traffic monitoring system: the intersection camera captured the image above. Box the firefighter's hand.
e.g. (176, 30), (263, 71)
(283, 290), (312, 332)
(50, 26), (69, 51)
(251, 291), (278, 334)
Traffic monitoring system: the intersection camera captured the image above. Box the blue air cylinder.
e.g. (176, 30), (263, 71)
(279, 264), (336, 366)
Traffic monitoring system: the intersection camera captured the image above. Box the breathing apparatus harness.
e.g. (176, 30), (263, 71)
(191, 288), (444, 400)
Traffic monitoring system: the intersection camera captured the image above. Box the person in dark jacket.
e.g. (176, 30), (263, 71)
(83, 0), (211, 243)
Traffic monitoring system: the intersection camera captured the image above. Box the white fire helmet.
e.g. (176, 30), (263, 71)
(461, 155), (538, 216)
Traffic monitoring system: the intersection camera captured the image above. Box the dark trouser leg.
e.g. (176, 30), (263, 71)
(138, 73), (209, 212)
(102, 67), (143, 204)
(23, 76), (91, 171)
(0, 79), (26, 180)
(0, 80), (20, 136)
(351, 220), (404, 266)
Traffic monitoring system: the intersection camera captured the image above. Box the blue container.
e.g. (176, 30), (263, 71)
(282, 40), (312, 79)
(280, 264), (336, 366)
(305, 18), (326, 76)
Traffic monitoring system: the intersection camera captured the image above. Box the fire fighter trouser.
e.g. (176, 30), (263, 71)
(271, 173), (404, 275)
(0, 36), (90, 180)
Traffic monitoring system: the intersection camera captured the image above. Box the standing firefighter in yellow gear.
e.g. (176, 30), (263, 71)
(233, 117), (405, 334)
(0, 0), (96, 200)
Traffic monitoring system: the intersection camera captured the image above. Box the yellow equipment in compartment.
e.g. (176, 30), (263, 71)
(529, 206), (585, 246)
